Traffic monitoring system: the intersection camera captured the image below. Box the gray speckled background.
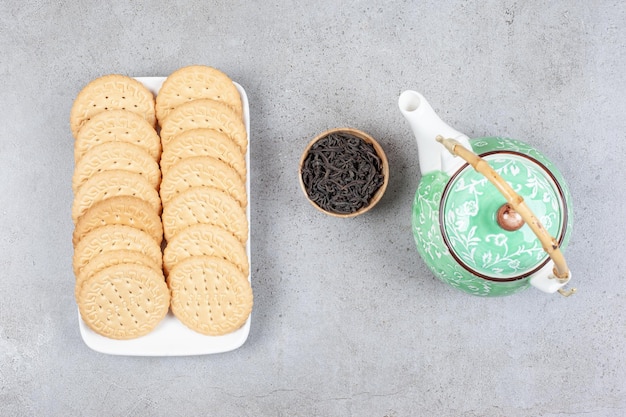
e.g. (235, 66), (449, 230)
(1, 1), (624, 416)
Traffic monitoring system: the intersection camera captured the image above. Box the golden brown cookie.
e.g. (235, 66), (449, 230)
(155, 65), (242, 123)
(161, 186), (248, 243)
(159, 156), (247, 208)
(74, 249), (159, 301)
(159, 99), (247, 152)
(78, 263), (169, 340)
(162, 223), (249, 277)
(71, 170), (161, 223)
(74, 109), (161, 163)
(72, 224), (162, 277)
(72, 141), (161, 193)
(72, 195), (163, 247)
(160, 128), (246, 180)
(70, 74), (156, 138)
(167, 255), (252, 336)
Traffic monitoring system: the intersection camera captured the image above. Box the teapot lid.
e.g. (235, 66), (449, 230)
(439, 144), (569, 281)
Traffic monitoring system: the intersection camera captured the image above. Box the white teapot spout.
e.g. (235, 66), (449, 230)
(398, 90), (471, 175)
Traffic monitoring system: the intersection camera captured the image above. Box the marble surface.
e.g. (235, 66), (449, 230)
(1, 1), (624, 416)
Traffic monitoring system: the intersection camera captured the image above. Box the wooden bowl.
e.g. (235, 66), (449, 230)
(298, 127), (389, 218)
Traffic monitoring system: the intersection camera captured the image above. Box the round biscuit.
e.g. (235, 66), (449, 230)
(155, 65), (242, 122)
(73, 224), (162, 277)
(78, 263), (169, 340)
(70, 74), (156, 138)
(74, 249), (159, 301)
(72, 195), (163, 247)
(71, 170), (161, 223)
(159, 99), (247, 152)
(161, 186), (248, 243)
(72, 141), (161, 193)
(160, 156), (246, 208)
(163, 223), (249, 277)
(74, 109), (161, 163)
(167, 255), (252, 336)
(160, 128), (246, 180)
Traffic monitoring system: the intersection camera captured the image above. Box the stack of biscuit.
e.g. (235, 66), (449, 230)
(157, 65), (252, 336)
(69, 67), (253, 340)
(70, 75), (169, 340)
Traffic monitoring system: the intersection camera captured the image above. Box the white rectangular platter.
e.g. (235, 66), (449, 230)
(78, 76), (252, 356)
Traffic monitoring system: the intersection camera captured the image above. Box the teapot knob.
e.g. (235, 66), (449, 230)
(496, 203), (525, 231)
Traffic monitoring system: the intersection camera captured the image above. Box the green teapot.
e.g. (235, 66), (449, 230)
(399, 91), (574, 297)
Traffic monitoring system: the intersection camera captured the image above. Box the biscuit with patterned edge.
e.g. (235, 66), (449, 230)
(155, 65), (242, 122)
(161, 186), (248, 243)
(78, 263), (169, 340)
(72, 224), (162, 277)
(71, 170), (161, 223)
(72, 195), (163, 246)
(159, 99), (247, 152)
(160, 156), (246, 208)
(160, 128), (246, 180)
(163, 223), (249, 277)
(167, 255), (252, 336)
(72, 141), (161, 193)
(74, 249), (159, 301)
(74, 109), (161, 163)
(70, 74), (156, 138)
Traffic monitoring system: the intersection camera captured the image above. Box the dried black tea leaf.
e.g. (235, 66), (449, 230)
(301, 132), (384, 214)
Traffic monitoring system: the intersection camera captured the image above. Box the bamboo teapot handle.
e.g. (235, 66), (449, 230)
(436, 136), (575, 297)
